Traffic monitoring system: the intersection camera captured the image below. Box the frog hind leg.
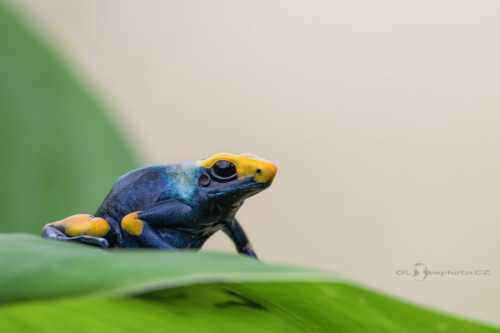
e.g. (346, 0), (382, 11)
(42, 214), (111, 248)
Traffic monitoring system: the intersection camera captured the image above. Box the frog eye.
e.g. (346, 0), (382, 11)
(212, 160), (237, 179)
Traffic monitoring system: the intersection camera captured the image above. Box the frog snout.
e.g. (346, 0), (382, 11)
(253, 162), (277, 183)
(238, 153), (277, 183)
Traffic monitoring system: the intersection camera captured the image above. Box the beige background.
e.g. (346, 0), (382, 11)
(7, 0), (500, 325)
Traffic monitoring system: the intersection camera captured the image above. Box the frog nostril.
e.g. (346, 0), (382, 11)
(256, 169), (262, 174)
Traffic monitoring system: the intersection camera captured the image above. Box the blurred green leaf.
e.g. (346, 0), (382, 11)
(0, 2), (138, 234)
(0, 234), (498, 333)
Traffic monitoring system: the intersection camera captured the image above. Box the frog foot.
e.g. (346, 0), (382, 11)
(65, 235), (109, 248)
(42, 214), (111, 248)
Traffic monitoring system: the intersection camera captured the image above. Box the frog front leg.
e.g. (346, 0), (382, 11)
(120, 199), (193, 249)
(42, 214), (111, 248)
(223, 218), (258, 259)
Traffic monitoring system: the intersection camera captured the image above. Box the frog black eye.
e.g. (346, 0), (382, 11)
(212, 160), (237, 178)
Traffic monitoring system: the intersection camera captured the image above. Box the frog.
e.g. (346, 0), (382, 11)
(41, 153), (277, 259)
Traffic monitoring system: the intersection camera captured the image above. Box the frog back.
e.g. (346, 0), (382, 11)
(95, 161), (201, 222)
(95, 165), (170, 222)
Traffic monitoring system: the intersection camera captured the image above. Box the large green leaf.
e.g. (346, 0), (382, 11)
(0, 2), (138, 234)
(0, 234), (332, 304)
(0, 234), (498, 333)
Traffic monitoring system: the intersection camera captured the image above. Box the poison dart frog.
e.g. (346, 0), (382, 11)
(42, 153), (277, 259)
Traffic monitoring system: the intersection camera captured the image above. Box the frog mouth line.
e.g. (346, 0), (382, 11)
(207, 182), (269, 195)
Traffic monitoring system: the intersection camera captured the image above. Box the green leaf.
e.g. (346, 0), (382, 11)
(0, 2), (138, 234)
(0, 234), (498, 333)
(0, 234), (332, 304)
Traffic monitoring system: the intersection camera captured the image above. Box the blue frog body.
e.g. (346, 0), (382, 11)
(42, 153), (277, 259)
